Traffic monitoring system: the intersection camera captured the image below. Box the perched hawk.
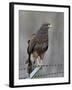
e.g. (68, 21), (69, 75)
(26, 23), (51, 74)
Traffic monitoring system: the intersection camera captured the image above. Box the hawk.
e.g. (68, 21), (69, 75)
(26, 23), (52, 74)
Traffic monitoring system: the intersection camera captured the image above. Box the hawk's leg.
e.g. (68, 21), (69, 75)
(37, 56), (43, 66)
(31, 54), (35, 64)
(31, 51), (39, 64)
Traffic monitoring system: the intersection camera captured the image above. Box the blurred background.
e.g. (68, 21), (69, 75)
(19, 10), (64, 79)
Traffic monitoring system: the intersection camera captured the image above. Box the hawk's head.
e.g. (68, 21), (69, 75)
(42, 23), (52, 28)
